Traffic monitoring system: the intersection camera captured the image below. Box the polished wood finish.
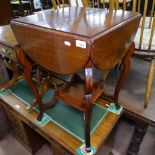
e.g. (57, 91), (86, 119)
(0, 93), (122, 154)
(11, 6), (140, 152)
(0, 0), (13, 25)
(56, 79), (103, 111)
(11, 7), (140, 73)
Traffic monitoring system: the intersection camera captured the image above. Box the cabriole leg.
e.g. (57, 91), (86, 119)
(113, 43), (135, 108)
(16, 48), (43, 121)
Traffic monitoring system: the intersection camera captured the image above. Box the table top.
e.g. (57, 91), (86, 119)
(0, 94), (122, 154)
(0, 25), (18, 48)
(11, 6), (140, 74)
(11, 6), (140, 40)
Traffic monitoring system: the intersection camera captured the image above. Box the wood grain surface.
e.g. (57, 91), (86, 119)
(11, 7), (140, 74)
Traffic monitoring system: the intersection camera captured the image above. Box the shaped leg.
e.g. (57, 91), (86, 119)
(101, 43), (135, 108)
(37, 77), (58, 120)
(27, 81), (49, 112)
(113, 43), (135, 107)
(27, 65), (50, 112)
(16, 48), (43, 120)
(84, 61), (93, 152)
(84, 99), (92, 152)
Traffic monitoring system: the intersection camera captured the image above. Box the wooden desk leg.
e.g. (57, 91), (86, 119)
(127, 120), (148, 155)
(84, 60), (93, 152)
(16, 48), (43, 120)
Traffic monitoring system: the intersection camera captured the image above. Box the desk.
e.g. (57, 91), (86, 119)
(0, 93), (122, 154)
(10, 6), (140, 152)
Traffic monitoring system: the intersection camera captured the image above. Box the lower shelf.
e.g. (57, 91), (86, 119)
(56, 81), (103, 111)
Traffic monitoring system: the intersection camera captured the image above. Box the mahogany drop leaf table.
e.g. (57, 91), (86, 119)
(11, 6), (140, 153)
